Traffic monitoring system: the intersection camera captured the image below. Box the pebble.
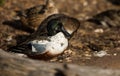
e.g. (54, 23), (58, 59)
(84, 51), (91, 57)
(15, 53), (27, 57)
(94, 29), (104, 33)
(59, 59), (63, 63)
(50, 58), (57, 62)
(65, 57), (72, 62)
(83, 2), (88, 6)
(93, 50), (107, 57)
(64, 49), (76, 55)
(84, 53), (92, 57)
(113, 53), (117, 56)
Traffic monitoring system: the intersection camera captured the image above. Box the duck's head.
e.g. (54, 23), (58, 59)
(47, 19), (70, 38)
(47, 16), (80, 39)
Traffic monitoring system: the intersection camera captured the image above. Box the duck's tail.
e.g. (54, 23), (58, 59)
(8, 44), (31, 54)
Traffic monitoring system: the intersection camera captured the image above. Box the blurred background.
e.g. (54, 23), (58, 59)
(0, 0), (120, 69)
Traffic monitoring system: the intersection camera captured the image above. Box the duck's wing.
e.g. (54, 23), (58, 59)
(8, 43), (32, 54)
(8, 36), (50, 55)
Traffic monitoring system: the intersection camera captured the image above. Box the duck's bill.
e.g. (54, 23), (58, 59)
(61, 27), (71, 39)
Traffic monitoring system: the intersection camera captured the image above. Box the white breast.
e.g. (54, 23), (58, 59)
(29, 32), (68, 55)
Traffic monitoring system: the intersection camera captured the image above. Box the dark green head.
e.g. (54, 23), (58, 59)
(47, 19), (71, 39)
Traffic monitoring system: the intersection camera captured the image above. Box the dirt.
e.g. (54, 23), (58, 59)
(0, 0), (120, 69)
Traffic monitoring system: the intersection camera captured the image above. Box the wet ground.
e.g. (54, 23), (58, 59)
(0, 0), (120, 69)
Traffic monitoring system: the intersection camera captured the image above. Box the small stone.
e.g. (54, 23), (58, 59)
(84, 53), (92, 57)
(83, 2), (88, 6)
(113, 53), (117, 56)
(15, 53), (27, 57)
(94, 29), (104, 33)
(65, 57), (72, 62)
(93, 50), (107, 57)
(50, 58), (57, 62)
(64, 49), (73, 55)
(59, 59), (63, 63)
(84, 51), (91, 57)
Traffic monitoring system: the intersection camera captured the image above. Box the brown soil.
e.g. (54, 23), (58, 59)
(0, 0), (120, 69)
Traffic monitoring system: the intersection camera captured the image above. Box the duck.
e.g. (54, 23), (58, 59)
(8, 14), (80, 60)
(16, 0), (58, 30)
(9, 32), (68, 60)
(31, 14), (80, 39)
